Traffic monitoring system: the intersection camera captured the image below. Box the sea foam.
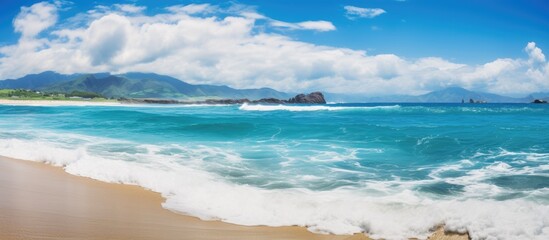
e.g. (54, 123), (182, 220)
(239, 103), (401, 112)
(1, 103), (549, 240)
(1, 134), (548, 240)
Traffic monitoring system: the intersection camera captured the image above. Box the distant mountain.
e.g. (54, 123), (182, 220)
(0, 71), (78, 89)
(44, 74), (184, 98)
(327, 87), (549, 103)
(524, 92), (549, 102)
(415, 87), (519, 103)
(0, 72), (292, 100)
(119, 72), (290, 99)
(2, 72), (548, 102)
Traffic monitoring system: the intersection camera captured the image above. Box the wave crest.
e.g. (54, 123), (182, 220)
(239, 103), (401, 112)
(1, 134), (548, 240)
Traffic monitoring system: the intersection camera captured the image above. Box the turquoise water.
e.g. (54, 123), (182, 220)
(1, 103), (548, 239)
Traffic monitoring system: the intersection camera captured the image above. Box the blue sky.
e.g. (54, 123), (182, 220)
(2, 0), (547, 63)
(0, 0), (547, 96)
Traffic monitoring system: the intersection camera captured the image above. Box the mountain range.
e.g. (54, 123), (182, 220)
(326, 87), (549, 103)
(0, 71), (291, 100)
(1, 71), (548, 103)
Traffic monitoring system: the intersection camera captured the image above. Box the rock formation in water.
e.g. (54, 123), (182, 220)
(532, 99), (548, 104)
(287, 92), (326, 104)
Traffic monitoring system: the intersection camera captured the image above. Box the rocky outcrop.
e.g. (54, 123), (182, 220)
(119, 98), (181, 104)
(469, 98), (487, 104)
(287, 92), (326, 104)
(119, 92), (327, 105)
(204, 99), (250, 104)
(532, 99), (548, 104)
(254, 98), (286, 104)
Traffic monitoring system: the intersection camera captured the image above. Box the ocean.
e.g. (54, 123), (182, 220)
(0, 103), (548, 239)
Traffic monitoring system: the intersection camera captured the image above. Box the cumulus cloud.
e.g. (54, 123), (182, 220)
(13, 1), (58, 38)
(344, 6), (386, 19)
(0, 2), (548, 96)
(83, 14), (131, 65)
(525, 42), (546, 63)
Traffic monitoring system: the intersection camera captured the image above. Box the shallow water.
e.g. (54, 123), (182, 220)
(1, 103), (548, 239)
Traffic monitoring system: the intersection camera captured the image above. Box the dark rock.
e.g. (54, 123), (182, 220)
(532, 99), (548, 104)
(254, 98), (287, 104)
(469, 98), (487, 104)
(143, 99), (181, 104)
(119, 98), (181, 104)
(287, 92), (326, 104)
(203, 99), (250, 104)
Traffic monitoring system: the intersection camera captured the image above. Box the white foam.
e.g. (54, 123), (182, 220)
(0, 138), (87, 166)
(486, 162), (513, 172)
(490, 149), (549, 162)
(1, 135), (548, 240)
(424, 155), (549, 201)
(239, 103), (401, 112)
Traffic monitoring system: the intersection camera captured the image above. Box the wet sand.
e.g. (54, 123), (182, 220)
(0, 156), (468, 240)
(0, 156), (366, 240)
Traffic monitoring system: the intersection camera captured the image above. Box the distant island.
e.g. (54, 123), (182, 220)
(1, 71), (549, 103)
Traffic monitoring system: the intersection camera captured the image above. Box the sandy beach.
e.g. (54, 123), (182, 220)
(0, 156), (469, 240)
(0, 156), (362, 240)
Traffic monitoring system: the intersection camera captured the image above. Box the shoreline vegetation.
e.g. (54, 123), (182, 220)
(0, 89), (113, 101)
(1, 88), (547, 105)
(0, 156), (469, 240)
(2, 71), (549, 103)
(0, 89), (328, 105)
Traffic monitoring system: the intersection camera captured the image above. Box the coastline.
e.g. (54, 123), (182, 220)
(0, 156), (469, 240)
(0, 91), (327, 107)
(0, 99), (121, 106)
(0, 156), (362, 240)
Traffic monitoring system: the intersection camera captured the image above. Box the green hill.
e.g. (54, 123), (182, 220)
(0, 72), (292, 100)
(45, 74), (185, 98)
(0, 71), (77, 89)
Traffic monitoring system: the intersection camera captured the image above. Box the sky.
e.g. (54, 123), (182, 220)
(0, 0), (547, 96)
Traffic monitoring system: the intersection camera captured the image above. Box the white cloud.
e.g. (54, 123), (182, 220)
(13, 2), (58, 38)
(240, 12), (266, 20)
(525, 42), (546, 63)
(296, 21), (336, 32)
(344, 6), (386, 19)
(83, 14), (131, 65)
(113, 4), (146, 14)
(166, 4), (216, 15)
(164, 4), (335, 32)
(271, 20), (336, 32)
(0, 2), (548, 97)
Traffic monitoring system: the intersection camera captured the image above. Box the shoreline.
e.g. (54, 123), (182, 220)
(0, 156), (364, 240)
(0, 98), (121, 106)
(0, 156), (469, 240)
